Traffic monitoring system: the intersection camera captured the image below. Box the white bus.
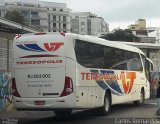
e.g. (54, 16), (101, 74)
(12, 32), (152, 116)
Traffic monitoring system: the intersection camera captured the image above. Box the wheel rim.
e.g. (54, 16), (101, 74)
(105, 97), (109, 112)
(140, 93), (144, 103)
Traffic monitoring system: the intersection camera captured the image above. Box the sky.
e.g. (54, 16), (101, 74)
(4, 0), (160, 31)
(43, 0), (160, 31)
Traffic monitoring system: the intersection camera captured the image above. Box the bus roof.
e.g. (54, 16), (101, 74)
(117, 41), (160, 50)
(66, 33), (145, 55)
(14, 32), (145, 55)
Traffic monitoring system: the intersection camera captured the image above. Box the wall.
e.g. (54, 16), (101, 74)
(0, 36), (13, 110)
(0, 71), (12, 108)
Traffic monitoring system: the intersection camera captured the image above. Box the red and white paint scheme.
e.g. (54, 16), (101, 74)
(12, 32), (152, 116)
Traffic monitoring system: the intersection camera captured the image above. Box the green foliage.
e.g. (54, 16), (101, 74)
(5, 10), (25, 25)
(101, 29), (140, 42)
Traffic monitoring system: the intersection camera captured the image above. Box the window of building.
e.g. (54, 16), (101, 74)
(31, 19), (40, 25)
(53, 23), (56, 28)
(31, 11), (38, 17)
(60, 9), (63, 11)
(21, 10), (30, 17)
(53, 30), (56, 32)
(63, 24), (66, 29)
(59, 23), (61, 29)
(63, 16), (66, 21)
(81, 22), (85, 25)
(81, 28), (85, 32)
(25, 19), (30, 24)
(0, 11), (1, 17)
(48, 22), (51, 28)
(53, 8), (56, 11)
(53, 15), (56, 20)
(88, 28), (91, 32)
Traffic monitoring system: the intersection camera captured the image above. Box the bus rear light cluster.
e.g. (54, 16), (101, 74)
(60, 76), (73, 97)
(34, 32), (46, 35)
(12, 78), (21, 97)
(15, 34), (21, 39)
(60, 32), (65, 36)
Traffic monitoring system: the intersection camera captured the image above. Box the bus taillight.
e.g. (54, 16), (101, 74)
(12, 78), (20, 97)
(60, 32), (65, 36)
(60, 77), (73, 97)
(34, 32), (46, 35)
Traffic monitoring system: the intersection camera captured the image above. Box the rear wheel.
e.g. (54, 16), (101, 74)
(134, 89), (145, 106)
(54, 109), (72, 117)
(98, 93), (111, 116)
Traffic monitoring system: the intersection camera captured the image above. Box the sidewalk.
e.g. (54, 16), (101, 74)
(0, 103), (15, 115)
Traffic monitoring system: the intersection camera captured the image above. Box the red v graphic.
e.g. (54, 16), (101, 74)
(44, 42), (64, 52)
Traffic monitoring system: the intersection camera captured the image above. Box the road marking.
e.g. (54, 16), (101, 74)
(148, 102), (157, 105)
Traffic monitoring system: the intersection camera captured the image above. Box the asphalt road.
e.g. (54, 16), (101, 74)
(0, 99), (159, 124)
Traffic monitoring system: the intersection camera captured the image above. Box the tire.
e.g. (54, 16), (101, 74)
(134, 89), (145, 106)
(54, 109), (72, 117)
(98, 93), (111, 116)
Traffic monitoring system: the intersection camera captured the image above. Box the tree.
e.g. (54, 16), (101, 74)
(5, 10), (25, 25)
(101, 29), (140, 42)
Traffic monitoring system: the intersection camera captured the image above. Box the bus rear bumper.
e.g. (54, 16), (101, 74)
(13, 94), (75, 110)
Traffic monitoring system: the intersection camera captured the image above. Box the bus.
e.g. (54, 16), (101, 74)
(12, 32), (152, 116)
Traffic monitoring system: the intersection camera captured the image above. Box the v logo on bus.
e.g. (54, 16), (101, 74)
(89, 69), (136, 95)
(44, 42), (64, 52)
(16, 42), (64, 52)
(121, 71), (136, 94)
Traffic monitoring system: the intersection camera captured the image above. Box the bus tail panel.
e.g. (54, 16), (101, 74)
(14, 67), (65, 98)
(12, 32), (69, 99)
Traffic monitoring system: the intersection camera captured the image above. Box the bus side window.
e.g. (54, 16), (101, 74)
(141, 54), (151, 80)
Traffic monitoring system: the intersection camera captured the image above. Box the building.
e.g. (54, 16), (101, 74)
(127, 19), (158, 43)
(148, 27), (160, 44)
(128, 19), (147, 37)
(70, 12), (109, 36)
(135, 19), (146, 29)
(128, 19), (146, 30)
(0, 0), (70, 32)
(0, 16), (39, 72)
(0, 0), (109, 35)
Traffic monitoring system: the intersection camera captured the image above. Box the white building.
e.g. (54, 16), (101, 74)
(148, 27), (160, 44)
(0, 0), (70, 32)
(0, 1), (109, 35)
(70, 12), (109, 36)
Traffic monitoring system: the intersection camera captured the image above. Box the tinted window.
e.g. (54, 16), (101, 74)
(104, 47), (126, 69)
(75, 39), (142, 71)
(75, 40), (104, 68)
(125, 52), (143, 71)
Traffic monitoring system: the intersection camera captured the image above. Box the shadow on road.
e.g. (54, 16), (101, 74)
(18, 102), (156, 124)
